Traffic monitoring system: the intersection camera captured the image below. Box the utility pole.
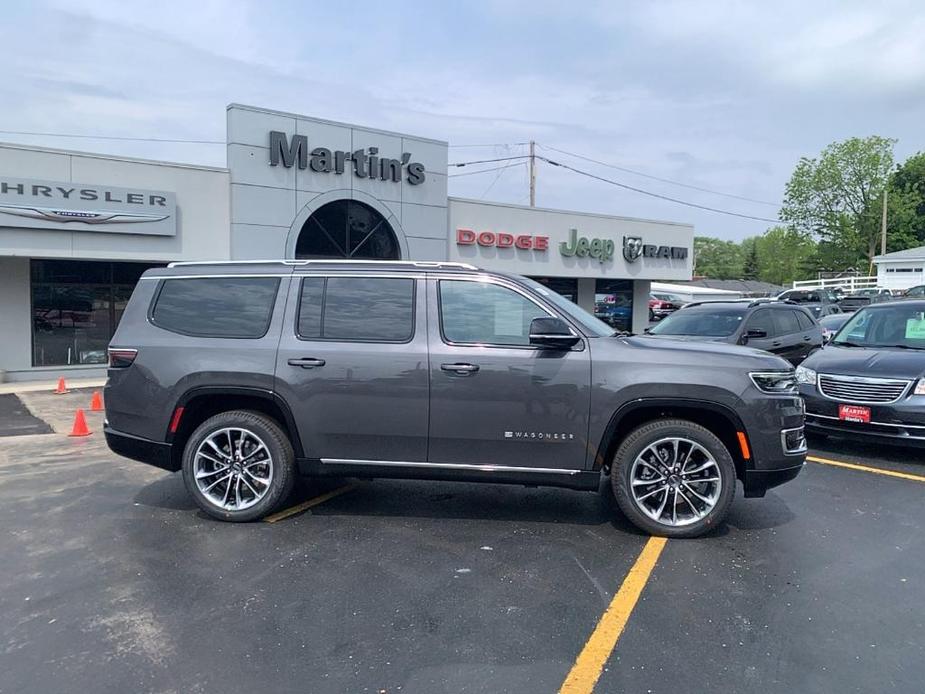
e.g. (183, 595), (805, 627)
(529, 140), (536, 207)
(880, 186), (888, 256)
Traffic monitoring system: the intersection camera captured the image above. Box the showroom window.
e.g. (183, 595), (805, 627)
(31, 260), (162, 367)
(528, 276), (578, 303)
(594, 279), (634, 332)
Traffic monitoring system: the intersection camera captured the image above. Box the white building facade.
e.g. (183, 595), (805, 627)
(0, 104), (693, 382)
(873, 246), (925, 292)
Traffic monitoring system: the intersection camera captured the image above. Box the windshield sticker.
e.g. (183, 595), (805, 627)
(905, 318), (925, 340)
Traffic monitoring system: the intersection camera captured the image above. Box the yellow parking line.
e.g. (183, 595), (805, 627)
(559, 536), (668, 694)
(264, 483), (359, 523)
(807, 455), (925, 483)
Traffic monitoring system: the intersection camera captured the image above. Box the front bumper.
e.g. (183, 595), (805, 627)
(801, 387), (925, 446)
(739, 394), (806, 497)
(104, 424), (178, 471)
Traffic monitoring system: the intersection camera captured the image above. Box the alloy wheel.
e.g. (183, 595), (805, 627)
(629, 436), (722, 527)
(193, 427), (274, 511)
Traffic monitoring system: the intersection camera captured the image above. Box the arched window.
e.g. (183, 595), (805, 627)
(295, 200), (400, 260)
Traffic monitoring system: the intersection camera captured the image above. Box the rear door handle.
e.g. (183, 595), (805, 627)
(441, 362), (479, 374)
(803, 335), (812, 341)
(288, 357), (326, 369)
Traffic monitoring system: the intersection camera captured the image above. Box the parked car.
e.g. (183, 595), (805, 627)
(594, 299), (632, 332)
(818, 312), (852, 343)
(104, 260), (805, 538)
(776, 289), (842, 319)
(901, 285), (925, 299)
(838, 288), (893, 312)
(646, 299), (823, 365)
(798, 300), (925, 446)
(648, 292), (684, 321)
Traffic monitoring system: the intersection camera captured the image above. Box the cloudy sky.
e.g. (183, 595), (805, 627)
(2, 0), (924, 240)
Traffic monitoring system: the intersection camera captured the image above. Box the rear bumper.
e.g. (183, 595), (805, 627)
(104, 424), (178, 472)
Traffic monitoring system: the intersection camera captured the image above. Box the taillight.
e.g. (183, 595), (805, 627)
(108, 348), (138, 368)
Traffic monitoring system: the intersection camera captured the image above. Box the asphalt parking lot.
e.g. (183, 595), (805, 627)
(2, 390), (924, 694)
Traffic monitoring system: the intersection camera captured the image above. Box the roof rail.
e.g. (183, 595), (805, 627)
(167, 259), (479, 270)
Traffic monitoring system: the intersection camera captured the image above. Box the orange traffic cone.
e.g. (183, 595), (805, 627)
(68, 409), (91, 437)
(53, 377), (68, 395)
(89, 391), (104, 412)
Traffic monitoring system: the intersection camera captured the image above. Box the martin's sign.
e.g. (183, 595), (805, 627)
(269, 130), (426, 185)
(0, 178), (176, 236)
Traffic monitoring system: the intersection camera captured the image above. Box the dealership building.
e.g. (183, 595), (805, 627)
(0, 104), (693, 382)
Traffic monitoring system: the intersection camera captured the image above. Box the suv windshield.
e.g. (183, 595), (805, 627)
(649, 307), (746, 337)
(518, 277), (615, 337)
(833, 305), (925, 349)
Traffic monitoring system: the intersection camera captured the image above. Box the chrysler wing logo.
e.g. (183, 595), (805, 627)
(0, 203), (169, 225)
(623, 236), (643, 262)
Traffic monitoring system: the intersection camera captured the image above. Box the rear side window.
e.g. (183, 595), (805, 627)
(297, 277), (415, 342)
(794, 310), (814, 331)
(773, 309), (801, 335)
(152, 277), (280, 338)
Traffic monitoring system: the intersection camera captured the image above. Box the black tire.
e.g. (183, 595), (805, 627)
(610, 418), (736, 538)
(181, 410), (295, 522)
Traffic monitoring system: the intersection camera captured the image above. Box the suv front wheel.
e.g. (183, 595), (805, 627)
(611, 419), (736, 538)
(181, 410), (296, 522)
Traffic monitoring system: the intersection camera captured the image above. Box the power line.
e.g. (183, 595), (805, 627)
(537, 155), (781, 223)
(0, 129), (224, 144)
(449, 142), (528, 148)
(448, 161), (526, 178)
(537, 143), (780, 208)
(449, 155), (530, 167)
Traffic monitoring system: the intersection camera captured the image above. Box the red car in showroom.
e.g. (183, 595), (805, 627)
(649, 292), (684, 321)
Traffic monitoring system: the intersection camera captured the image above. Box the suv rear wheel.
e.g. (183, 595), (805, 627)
(181, 410), (295, 522)
(611, 419), (736, 538)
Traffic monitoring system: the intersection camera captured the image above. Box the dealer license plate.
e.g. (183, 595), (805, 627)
(839, 404), (871, 423)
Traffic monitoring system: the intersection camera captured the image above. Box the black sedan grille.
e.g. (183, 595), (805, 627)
(818, 374), (911, 404)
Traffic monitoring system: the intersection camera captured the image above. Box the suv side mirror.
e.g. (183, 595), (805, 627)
(529, 317), (580, 349)
(741, 328), (767, 344)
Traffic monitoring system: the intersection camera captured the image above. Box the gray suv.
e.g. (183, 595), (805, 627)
(104, 260), (805, 538)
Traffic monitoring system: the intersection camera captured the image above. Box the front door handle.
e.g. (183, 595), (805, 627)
(288, 357), (326, 369)
(771, 341), (782, 347)
(803, 336), (812, 341)
(441, 362), (479, 375)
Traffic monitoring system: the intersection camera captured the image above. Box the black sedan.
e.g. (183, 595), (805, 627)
(798, 300), (925, 446)
(645, 299), (823, 365)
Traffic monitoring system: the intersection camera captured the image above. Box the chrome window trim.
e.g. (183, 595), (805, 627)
(320, 458), (582, 475)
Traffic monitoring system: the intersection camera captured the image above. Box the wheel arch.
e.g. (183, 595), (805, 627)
(168, 387), (303, 469)
(594, 398), (750, 481)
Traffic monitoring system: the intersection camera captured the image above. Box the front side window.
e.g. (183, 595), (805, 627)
(297, 277), (414, 342)
(152, 277), (280, 338)
(744, 309), (776, 337)
(773, 310), (801, 335)
(439, 280), (549, 346)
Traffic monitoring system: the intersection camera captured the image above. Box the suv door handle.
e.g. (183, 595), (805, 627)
(803, 335), (812, 341)
(771, 341), (782, 347)
(288, 357), (326, 368)
(441, 362), (479, 375)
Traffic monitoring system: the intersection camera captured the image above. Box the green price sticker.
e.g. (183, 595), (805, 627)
(905, 318), (925, 340)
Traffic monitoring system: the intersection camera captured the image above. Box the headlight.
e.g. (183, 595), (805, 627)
(914, 379), (925, 396)
(795, 365), (817, 385)
(750, 371), (798, 394)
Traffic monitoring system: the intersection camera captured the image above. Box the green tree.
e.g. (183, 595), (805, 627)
(693, 236), (744, 278)
(781, 136), (896, 270)
(742, 240), (759, 280)
(754, 226), (816, 286)
(882, 151), (925, 253)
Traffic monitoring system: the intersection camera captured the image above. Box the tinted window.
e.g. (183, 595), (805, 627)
(440, 280), (549, 345)
(794, 310), (815, 331)
(774, 309), (801, 335)
(152, 277), (279, 338)
(297, 278), (324, 338)
(298, 277), (414, 342)
(744, 309), (776, 337)
(649, 307), (746, 337)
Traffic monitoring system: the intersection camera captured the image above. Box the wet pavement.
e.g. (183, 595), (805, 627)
(0, 389), (923, 693)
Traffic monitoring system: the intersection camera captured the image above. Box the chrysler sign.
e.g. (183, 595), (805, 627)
(0, 178), (177, 236)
